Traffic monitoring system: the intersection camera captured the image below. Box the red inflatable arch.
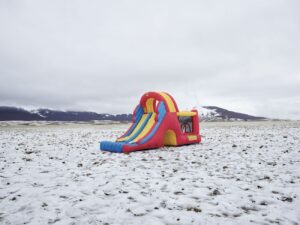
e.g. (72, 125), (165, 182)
(100, 91), (201, 153)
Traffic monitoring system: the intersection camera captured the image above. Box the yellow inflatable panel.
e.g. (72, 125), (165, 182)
(159, 92), (177, 112)
(187, 135), (197, 141)
(163, 129), (177, 146)
(146, 98), (155, 112)
(177, 111), (197, 117)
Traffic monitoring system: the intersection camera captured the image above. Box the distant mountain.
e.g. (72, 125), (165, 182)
(0, 106), (267, 122)
(0, 107), (131, 121)
(197, 106), (267, 121)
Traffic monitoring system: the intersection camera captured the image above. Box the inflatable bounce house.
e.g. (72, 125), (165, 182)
(100, 92), (201, 153)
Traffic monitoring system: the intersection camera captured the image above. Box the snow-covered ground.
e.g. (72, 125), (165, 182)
(0, 121), (299, 225)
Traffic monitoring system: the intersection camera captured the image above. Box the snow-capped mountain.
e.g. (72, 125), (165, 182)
(0, 107), (131, 121)
(197, 106), (267, 121)
(0, 106), (267, 121)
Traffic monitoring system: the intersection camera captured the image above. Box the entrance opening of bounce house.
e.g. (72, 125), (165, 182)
(100, 91), (201, 153)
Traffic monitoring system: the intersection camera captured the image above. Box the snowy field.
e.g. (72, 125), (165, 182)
(0, 121), (299, 225)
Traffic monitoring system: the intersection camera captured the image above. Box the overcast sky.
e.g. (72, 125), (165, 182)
(0, 0), (299, 119)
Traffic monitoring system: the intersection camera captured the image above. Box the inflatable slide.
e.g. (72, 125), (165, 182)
(100, 92), (201, 153)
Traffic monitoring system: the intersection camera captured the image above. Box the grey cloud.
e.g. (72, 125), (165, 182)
(0, 0), (299, 119)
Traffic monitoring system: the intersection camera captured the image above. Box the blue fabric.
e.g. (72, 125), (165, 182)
(120, 105), (143, 139)
(140, 102), (167, 144)
(100, 141), (124, 153)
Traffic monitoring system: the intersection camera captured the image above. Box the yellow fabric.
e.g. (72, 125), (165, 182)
(159, 92), (177, 112)
(177, 111), (197, 117)
(130, 113), (156, 143)
(117, 114), (148, 142)
(163, 130), (177, 146)
(187, 135), (197, 141)
(145, 98), (155, 112)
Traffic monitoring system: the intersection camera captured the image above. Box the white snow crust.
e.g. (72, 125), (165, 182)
(0, 121), (299, 225)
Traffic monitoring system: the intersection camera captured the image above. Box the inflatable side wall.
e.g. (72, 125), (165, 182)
(100, 91), (201, 153)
